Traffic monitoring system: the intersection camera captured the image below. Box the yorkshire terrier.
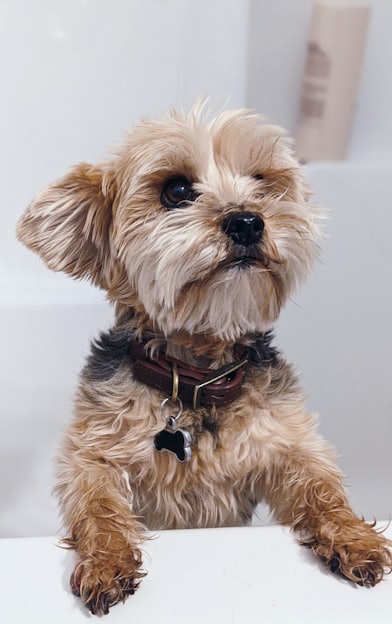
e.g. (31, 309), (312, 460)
(17, 104), (391, 614)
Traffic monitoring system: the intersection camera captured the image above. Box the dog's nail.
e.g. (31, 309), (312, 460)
(329, 556), (340, 573)
(70, 566), (83, 596)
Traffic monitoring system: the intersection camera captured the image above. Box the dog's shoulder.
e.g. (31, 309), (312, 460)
(82, 325), (133, 383)
(244, 332), (303, 403)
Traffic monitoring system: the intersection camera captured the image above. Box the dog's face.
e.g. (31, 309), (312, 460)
(17, 105), (320, 341)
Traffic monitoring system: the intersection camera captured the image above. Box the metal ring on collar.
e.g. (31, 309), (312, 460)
(160, 396), (184, 422)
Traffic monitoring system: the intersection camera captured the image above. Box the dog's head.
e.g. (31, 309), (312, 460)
(17, 104), (320, 341)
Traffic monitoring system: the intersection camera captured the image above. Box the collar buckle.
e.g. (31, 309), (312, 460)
(192, 359), (248, 410)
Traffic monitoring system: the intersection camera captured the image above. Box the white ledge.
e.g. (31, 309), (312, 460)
(1, 524), (391, 623)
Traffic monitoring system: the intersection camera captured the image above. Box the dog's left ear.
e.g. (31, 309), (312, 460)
(17, 163), (118, 290)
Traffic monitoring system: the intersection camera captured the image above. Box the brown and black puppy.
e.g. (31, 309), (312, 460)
(17, 103), (391, 614)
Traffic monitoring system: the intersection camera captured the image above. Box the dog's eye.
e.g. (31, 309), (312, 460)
(161, 177), (196, 209)
(252, 174), (265, 196)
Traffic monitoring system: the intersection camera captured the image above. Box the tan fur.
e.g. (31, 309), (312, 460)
(17, 103), (391, 615)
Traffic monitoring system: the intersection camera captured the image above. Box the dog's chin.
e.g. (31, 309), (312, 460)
(225, 258), (258, 269)
(140, 262), (286, 342)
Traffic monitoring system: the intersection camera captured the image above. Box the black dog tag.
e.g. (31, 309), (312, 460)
(154, 417), (192, 463)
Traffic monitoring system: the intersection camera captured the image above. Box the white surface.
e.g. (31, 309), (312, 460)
(1, 525), (391, 623)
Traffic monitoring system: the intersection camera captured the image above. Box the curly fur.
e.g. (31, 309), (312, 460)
(17, 103), (391, 615)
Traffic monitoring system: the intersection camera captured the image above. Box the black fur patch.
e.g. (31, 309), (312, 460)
(245, 331), (280, 369)
(82, 328), (132, 382)
(201, 415), (219, 436)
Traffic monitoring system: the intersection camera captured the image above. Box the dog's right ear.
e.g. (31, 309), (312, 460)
(17, 163), (118, 290)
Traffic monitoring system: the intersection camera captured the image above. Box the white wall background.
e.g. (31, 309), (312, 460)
(1, 0), (391, 537)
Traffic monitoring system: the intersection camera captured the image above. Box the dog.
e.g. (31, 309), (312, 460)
(17, 103), (391, 614)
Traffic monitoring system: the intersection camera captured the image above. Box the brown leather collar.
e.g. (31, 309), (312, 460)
(130, 340), (248, 410)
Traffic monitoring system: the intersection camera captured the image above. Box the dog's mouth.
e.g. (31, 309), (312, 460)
(219, 247), (270, 270)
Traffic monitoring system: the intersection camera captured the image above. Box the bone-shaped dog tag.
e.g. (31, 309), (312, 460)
(154, 416), (192, 463)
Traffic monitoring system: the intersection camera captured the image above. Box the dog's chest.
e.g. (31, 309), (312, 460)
(118, 389), (270, 529)
(78, 338), (293, 528)
(131, 423), (260, 530)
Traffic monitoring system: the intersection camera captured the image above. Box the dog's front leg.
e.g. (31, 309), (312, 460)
(57, 463), (146, 615)
(263, 444), (392, 586)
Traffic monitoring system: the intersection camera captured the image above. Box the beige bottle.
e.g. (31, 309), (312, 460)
(295, 0), (371, 161)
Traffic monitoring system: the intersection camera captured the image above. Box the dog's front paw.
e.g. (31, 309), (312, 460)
(70, 555), (146, 615)
(305, 521), (392, 587)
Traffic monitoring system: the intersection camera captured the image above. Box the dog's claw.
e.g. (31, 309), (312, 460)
(70, 563), (144, 615)
(320, 547), (390, 587)
(70, 565), (82, 596)
(328, 556), (340, 574)
(84, 578), (140, 615)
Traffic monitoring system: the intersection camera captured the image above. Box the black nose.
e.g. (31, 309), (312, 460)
(222, 212), (264, 247)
